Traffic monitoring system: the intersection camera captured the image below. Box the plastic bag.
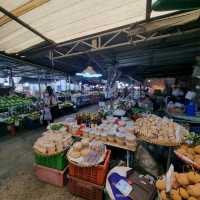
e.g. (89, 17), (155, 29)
(134, 144), (163, 177)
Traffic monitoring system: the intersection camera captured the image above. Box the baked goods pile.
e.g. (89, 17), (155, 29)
(68, 139), (106, 166)
(175, 144), (200, 168)
(33, 131), (72, 155)
(156, 171), (200, 200)
(134, 115), (189, 146)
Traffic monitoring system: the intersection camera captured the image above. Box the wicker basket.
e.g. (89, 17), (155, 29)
(138, 135), (182, 147)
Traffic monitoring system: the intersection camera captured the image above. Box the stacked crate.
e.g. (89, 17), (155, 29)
(67, 150), (111, 200)
(34, 151), (68, 187)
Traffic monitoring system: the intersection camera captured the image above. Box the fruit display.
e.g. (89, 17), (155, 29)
(134, 114), (189, 146)
(156, 171), (200, 200)
(58, 101), (73, 109)
(27, 111), (40, 121)
(67, 139), (106, 167)
(33, 131), (72, 155)
(0, 96), (32, 113)
(175, 144), (200, 169)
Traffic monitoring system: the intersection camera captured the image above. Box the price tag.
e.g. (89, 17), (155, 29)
(166, 164), (174, 192)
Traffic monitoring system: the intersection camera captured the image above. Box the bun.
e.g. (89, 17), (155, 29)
(70, 150), (81, 158)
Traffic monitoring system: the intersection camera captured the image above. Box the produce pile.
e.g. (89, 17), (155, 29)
(134, 114), (189, 146)
(0, 96), (32, 113)
(156, 171), (200, 200)
(33, 131), (72, 155)
(113, 99), (135, 112)
(176, 144), (200, 168)
(58, 101), (73, 109)
(47, 123), (66, 131)
(27, 111), (40, 120)
(68, 139), (106, 167)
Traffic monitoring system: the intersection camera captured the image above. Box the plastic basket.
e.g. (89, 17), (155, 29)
(34, 164), (68, 187)
(34, 152), (68, 170)
(68, 150), (111, 185)
(68, 175), (104, 200)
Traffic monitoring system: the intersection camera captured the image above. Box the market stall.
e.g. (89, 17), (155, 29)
(32, 110), (200, 200)
(1, 1), (200, 200)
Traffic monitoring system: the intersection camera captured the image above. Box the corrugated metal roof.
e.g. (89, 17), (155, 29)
(0, 0), (170, 53)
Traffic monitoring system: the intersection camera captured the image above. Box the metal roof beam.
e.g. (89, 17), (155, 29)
(53, 28), (129, 60)
(0, 0), (49, 27)
(0, 6), (55, 44)
(53, 27), (200, 60)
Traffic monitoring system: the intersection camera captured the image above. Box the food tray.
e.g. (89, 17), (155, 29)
(34, 164), (68, 187)
(68, 175), (104, 200)
(68, 150), (111, 185)
(67, 144), (107, 167)
(175, 151), (200, 170)
(34, 151), (68, 170)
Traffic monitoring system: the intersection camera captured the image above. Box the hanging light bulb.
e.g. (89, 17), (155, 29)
(76, 66), (102, 78)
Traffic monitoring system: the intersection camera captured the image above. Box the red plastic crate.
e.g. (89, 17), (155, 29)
(68, 175), (104, 200)
(34, 164), (68, 187)
(68, 150), (111, 185)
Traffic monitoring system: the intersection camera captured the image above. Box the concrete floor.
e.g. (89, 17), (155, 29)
(0, 105), (98, 200)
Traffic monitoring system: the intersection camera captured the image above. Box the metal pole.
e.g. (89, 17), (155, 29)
(38, 70), (42, 99)
(146, 0), (152, 21)
(69, 75), (71, 96)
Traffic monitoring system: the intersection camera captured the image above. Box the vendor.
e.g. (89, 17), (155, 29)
(44, 86), (57, 106)
(138, 94), (153, 111)
(171, 85), (185, 104)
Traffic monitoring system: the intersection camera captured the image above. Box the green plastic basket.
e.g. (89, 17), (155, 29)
(34, 152), (68, 170)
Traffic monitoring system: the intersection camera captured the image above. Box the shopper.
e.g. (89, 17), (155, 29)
(43, 86), (57, 123)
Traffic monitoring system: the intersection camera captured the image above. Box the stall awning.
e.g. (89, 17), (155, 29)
(0, 0), (172, 53)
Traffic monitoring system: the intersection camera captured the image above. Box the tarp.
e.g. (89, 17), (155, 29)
(0, 0), (172, 53)
(152, 0), (200, 11)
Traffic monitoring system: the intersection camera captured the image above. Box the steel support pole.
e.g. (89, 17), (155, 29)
(38, 71), (42, 99)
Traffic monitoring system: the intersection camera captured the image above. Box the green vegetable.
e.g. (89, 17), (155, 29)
(50, 123), (64, 131)
(186, 132), (200, 146)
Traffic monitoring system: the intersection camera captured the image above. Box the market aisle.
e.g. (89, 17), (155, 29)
(0, 106), (99, 200)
